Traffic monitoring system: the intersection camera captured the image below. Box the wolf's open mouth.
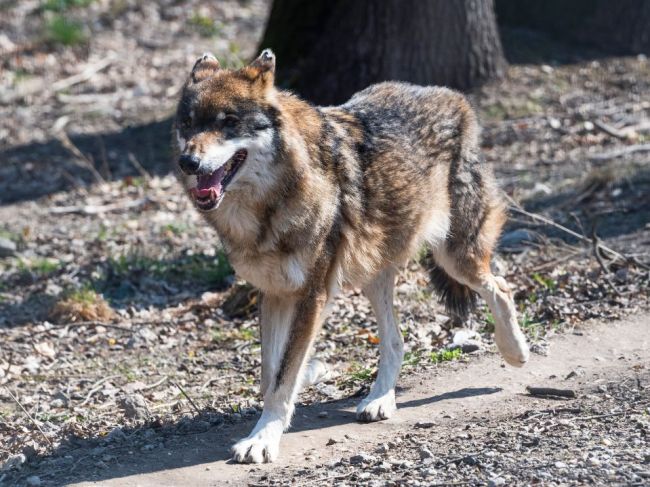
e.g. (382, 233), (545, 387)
(190, 149), (248, 211)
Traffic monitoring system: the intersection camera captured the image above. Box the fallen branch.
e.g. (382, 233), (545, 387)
(594, 120), (631, 140)
(589, 143), (650, 161)
(4, 388), (53, 447)
(503, 193), (649, 270)
(526, 386), (577, 399)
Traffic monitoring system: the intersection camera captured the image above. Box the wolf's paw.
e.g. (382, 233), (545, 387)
(356, 391), (396, 422)
(495, 328), (530, 367)
(231, 433), (279, 463)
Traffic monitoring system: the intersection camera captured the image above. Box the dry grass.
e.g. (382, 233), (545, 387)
(49, 288), (115, 323)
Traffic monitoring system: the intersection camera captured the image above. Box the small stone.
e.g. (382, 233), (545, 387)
(548, 117), (561, 129)
(555, 461), (568, 469)
(26, 476), (41, 486)
(326, 438), (340, 446)
(376, 461), (391, 473)
(414, 421), (436, 429)
(419, 447), (434, 460)
(106, 427), (127, 443)
(488, 477), (506, 487)
(0, 237), (17, 258)
(350, 453), (376, 465)
(119, 394), (150, 420)
(375, 443), (390, 454)
(1, 453), (26, 471)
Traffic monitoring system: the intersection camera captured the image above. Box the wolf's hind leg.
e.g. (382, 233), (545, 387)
(476, 274), (529, 367)
(357, 267), (404, 422)
(433, 250), (529, 367)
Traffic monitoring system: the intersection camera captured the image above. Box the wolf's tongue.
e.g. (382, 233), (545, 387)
(195, 166), (225, 199)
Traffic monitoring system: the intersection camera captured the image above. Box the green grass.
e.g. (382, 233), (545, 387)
(0, 228), (20, 242)
(44, 15), (86, 46)
(162, 222), (189, 236)
(107, 251), (232, 287)
(402, 350), (423, 368)
(188, 12), (221, 37)
(42, 0), (94, 11)
(65, 286), (102, 305)
(18, 257), (61, 275)
(430, 348), (463, 364)
(343, 363), (375, 386)
(532, 272), (557, 292)
(481, 307), (496, 333)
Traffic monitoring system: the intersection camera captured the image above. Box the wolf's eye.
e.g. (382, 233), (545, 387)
(223, 114), (239, 128)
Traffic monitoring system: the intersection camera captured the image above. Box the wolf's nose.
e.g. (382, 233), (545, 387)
(179, 154), (201, 175)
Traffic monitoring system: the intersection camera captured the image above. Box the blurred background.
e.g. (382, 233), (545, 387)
(0, 1), (648, 484)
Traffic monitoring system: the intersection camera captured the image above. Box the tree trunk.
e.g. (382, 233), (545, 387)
(260, 0), (506, 105)
(496, 0), (650, 55)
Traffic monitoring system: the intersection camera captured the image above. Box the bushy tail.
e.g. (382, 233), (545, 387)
(424, 253), (478, 320)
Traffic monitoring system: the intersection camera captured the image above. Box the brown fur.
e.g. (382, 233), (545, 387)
(173, 51), (527, 464)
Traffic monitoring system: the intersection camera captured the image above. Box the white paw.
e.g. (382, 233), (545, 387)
(231, 432), (279, 463)
(495, 327), (530, 367)
(302, 358), (331, 388)
(356, 390), (396, 422)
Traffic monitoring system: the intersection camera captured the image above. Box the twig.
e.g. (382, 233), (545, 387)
(56, 131), (105, 184)
(80, 374), (120, 406)
(141, 376), (169, 391)
(526, 386), (577, 399)
(504, 192), (649, 270)
(49, 197), (153, 215)
(594, 120), (631, 140)
(51, 57), (114, 92)
(574, 410), (638, 421)
(199, 374), (239, 391)
(592, 231), (627, 297)
(29, 317), (197, 338)
(172, 381), (201, 415)
(127, 153), (152, 181)
(589, 143), (650, 161)
(4, 388), (53, 446)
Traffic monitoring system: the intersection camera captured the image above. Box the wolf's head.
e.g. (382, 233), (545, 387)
(174, 49), (280, 212)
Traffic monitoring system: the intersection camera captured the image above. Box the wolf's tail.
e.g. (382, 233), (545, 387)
(423, 253), (478, 321)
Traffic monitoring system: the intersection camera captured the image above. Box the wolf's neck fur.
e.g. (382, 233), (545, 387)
(205, 92), (345, 293)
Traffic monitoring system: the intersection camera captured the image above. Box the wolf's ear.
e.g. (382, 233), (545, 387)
(241, 49), (275, 86)
(191, 52), (220, 83)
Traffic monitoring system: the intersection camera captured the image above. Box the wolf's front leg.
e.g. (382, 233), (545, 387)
(357, 267), (404, 422)
(231, 290), (327, 463)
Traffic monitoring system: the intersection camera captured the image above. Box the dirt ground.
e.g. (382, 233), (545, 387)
(1, 1), (649, 486)
(65, 312), (649, 487)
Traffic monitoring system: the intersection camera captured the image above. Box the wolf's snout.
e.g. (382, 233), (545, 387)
(179, 154), (201, 175)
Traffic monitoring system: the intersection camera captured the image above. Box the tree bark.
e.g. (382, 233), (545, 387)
(260, 0), (506, 105)
(496, 0), (650, 55)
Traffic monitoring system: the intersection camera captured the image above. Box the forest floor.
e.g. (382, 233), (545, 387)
(1, 1), (649, 486)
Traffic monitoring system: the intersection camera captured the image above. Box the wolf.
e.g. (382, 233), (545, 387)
(173, 50), (529, 464)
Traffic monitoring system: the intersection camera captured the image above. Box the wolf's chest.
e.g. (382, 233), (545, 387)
(229, 250), (309, 295)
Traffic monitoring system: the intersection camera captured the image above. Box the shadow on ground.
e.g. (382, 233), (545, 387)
(1, 386), (501, 486)
(0, 251), (233, 328)
(0, 119), (174, 205)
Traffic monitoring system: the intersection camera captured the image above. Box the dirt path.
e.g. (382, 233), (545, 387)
(63, 313), (649, 486)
